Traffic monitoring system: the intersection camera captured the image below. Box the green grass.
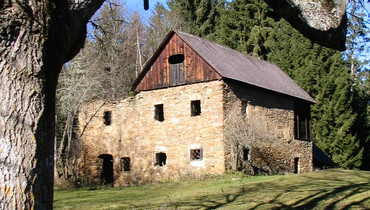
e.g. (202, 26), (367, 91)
(54, 169), (370, 209)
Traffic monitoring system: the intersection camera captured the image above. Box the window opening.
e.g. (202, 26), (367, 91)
(191, 100), (201, 116)
(294, 101), (311, 140)
(155, 152), (167, 166)
(190, 149), (202, 161)
(243, 147), (250, 161)
(241, 101), (248, 117)
(294, 158), (299, 174)
(168, 54), (185, 64)
(121, 157), (130, 172)
(154, 104), (164, 122)
(104, 111), (112, 126)
(98, 154), (114, 185)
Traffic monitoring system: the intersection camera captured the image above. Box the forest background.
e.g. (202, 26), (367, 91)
(55, 0), (370, 185)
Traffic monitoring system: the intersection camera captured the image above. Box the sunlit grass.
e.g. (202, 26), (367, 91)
(54, 169), (369, 209)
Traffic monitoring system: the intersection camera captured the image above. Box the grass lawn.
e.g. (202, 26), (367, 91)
(54, 169), (369, 209)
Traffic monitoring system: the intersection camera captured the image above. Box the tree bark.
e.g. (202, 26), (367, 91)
(0, 0), (104, 209)
(264, 0), (348, 51)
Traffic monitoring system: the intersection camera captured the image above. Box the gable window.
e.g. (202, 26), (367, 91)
(104, 111), (112, 126)
(191, 100), (201, 116)
(168, 54), (185, 64)
(155, 152), (167, 166)
(121, 157), (130, 172)
(294, 101), (311, 140)
(242, 147), (250, 161)
(190, 149), (202, 161)
(154, 104), (164, 122)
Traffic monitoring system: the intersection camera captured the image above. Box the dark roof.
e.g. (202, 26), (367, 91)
(134, 30), (315, 103)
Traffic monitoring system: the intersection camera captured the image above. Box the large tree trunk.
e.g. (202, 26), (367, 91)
(0, 1), (104, 209)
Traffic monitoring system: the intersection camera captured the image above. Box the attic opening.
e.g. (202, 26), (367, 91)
(104, 111), (112, 126)
(98, 154), (114, 185)
(155, 152), (167, 166)
(191, 100), (201, 116)
(168, 54), (185, 64)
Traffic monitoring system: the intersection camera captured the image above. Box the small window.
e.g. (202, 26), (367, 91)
(154, 104), (164, 122)
(294, 158), (299, 174)
(190, 149), (202, 161)
(294, 101), (311, 140)
(104, 111), (112, 126)
(168, 54), (185, 64)
(191, 100), (201, 116)
(121, 157), (130, 172)
(243, 147), (250, 161)
(155, 152), (167, 166)
(241, 101), (248, 117)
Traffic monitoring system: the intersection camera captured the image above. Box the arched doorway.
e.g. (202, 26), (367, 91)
(98, 154), (114, 185)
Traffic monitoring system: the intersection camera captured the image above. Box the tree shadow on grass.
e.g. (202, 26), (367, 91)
(164, 170), (370, 209)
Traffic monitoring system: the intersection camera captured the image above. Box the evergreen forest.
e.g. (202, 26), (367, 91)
(55, 0), (369, 184)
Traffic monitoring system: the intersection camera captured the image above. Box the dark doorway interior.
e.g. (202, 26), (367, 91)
(98, 154), (114, 185)
(294, 158), (299, 174)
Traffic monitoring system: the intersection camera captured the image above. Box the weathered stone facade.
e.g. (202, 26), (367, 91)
(223, 80), (313, 175)
(78, 80), (313, 186)
(77, 30), (313, 186)
(78, 80), (226, 185)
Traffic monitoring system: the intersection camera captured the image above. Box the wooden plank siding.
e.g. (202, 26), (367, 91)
(135, 34), (221, 92)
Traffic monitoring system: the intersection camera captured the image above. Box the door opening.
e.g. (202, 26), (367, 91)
(98, 154), (114, 185)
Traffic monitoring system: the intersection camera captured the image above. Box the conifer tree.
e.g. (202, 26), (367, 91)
(267, 19), (364, 169)
(344, 0), (370, 170)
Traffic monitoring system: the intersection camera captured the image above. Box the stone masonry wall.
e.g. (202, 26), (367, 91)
(223, 80), (313, 175)
(78, 79), (313, 186)
(78, 80), (225, 186)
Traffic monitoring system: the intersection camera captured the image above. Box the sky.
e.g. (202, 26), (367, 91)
(124, 0), (168, 20)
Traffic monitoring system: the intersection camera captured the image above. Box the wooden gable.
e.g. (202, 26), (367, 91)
(133, 33), (221, 92)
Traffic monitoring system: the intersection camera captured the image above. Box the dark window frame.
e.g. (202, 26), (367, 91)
(155, 152), (167, 166)
(191, 100), (201, 116)
(190, 149), (203, 161)
(294, 101), (311, 141)
(154, 104), (164, 122)
(104, 111), (112, 126)
(121, 157), (130, 172)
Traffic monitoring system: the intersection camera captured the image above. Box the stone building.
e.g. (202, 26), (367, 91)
(77, 30), (315, 186)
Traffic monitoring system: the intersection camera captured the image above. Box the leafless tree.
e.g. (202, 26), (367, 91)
(55, 41), (106, 185)
(224, 104), (273, 173)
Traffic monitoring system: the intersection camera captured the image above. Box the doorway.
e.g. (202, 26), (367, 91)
(98, 154), (114, 185)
